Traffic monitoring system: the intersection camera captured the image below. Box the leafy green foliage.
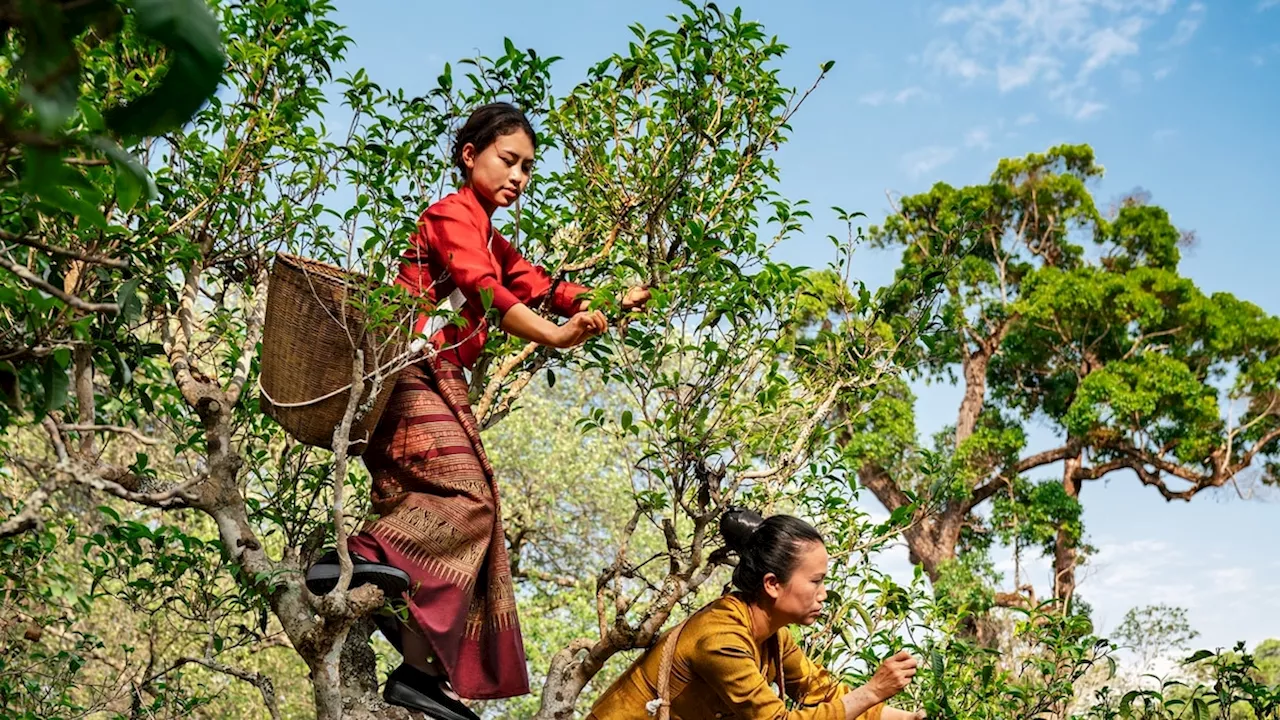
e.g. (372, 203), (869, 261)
(1, 3), (1274, 720)
(991, 476), (1083, 556)
(1080, 643), (1280, 720)
(1112, 604), (1199, 677)
(821, 142), (1280, 613)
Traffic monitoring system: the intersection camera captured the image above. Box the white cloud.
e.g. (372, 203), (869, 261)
(1167, 2), (1206, 46)
(1153, 65), (1173, 79)
(894, 86), (926, 103)
(902, 145), (957, 178)
(1260, 0), (1280, 11)
(997, 54), (1060, 91)
(1152, 128), (1177, 143)
(1209, 568), (1255, 594)
(1080, 18), (1143, 78)
(926, 0), (1181, 120)
(1088, 539), (1177, 597)
(1252, 43), (1280, 66)
(924, 41), (987, 80)
(965, 127), (993, 150)
(1072, 535), (1276, 652)
(1015, 112), (1039, 125)
(860, 86), (927, 106)
(859, 90), (888, 106)
(1075, 100), (1108, 119)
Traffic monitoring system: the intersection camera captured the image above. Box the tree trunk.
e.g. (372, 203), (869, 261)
(334, 619), (411, 720)
(859, 462), (964, 583)
(1053, 452), (1084, 608)
(955, 319), (1014, 446)
(537, 642), (605, 720)
(955, 348), (989, 445)
(903, 512), (963, 582)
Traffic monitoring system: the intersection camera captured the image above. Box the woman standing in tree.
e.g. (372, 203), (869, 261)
(305, 102), (650, 720)
(586, 509), (926, 720)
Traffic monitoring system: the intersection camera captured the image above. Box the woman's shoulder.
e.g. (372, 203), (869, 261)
(423, 190), (483, 225)
(684, 594), (752, 644)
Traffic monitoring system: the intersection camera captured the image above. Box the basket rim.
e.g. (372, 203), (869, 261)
(273, 252), (375, 284)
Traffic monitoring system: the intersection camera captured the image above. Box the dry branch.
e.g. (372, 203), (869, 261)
(0, 476), (60, 538)
(0, 253), (118, 313)
(0, 228), (128, 268)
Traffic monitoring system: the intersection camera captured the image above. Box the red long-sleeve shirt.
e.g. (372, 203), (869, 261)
(396, 186), (590, 369)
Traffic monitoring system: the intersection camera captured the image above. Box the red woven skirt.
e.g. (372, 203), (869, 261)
(347, 358), (529, 700)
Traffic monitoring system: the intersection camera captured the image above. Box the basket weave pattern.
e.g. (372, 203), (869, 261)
(259, 253), (408, 454)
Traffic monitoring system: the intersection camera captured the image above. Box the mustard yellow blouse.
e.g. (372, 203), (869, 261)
(585, 593), (884, 720)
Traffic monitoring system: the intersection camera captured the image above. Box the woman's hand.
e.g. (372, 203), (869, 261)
(842, 653), (923, 720)
(621, 285), (652, 311)
(549, 310), (608, 348)
(866, 651), (919, 703)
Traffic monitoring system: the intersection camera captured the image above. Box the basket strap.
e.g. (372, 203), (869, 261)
(411, 287), (466, 354)
(775, 631), (785, 704)
(259, 287), (467, 411)
(652, 619), (688, 719)
(649, 611), (786, 718)
(257, 350), (409, 409)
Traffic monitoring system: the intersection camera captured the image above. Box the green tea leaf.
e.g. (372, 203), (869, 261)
(39, 356), (71, 418)
(107, 0), (226, 136)
(89, 137), (156, 210)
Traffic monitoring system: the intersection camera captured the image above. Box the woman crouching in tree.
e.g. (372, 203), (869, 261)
(305, 102), (650, 720)
(586, 509), (926, 720)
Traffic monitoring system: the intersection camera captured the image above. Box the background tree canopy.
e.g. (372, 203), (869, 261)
(1, 1), (1276, 719)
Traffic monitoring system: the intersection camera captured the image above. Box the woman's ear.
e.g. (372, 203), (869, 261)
(762, 572), (783, 601)
(460, 142), (477, 171)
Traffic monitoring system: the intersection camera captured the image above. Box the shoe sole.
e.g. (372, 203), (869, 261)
(306, 562), (410, 598)
(384, 681), (478, 720)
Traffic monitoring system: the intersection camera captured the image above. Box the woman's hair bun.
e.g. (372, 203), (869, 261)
(719, 506), (764, 554)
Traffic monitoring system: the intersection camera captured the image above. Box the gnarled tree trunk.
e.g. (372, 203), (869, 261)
(1052, 452), (1084, 608)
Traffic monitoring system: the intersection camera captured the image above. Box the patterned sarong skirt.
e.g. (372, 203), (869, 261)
(348, 358), (529, 699)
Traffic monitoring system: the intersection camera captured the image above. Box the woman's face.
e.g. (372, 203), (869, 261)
(461, 129), (535, 210)
(766, 540), (830, 627)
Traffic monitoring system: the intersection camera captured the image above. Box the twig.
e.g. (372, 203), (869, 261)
(73, 346), (95, 457)
(0, 229), (129, 268)
(226, 256), (270, 405)
(149, 656), (281, 720)
(69, 463), (200, 509)
(58, 424), (162, 446)
(329, 350), (366, 597)
(475, 341), (543, 424)
(62, 157), (112, 167)
(481, 353), (552, 429)
(162, 265), (219, 407)
(0, 253), (118, 312)
(560, 214), (630, 273)
(738, 380), (847, 482)
(42, 416), (69, 461)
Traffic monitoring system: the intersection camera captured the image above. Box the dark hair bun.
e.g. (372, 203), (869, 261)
(719, 506), (764, 553)
(721, 511), (824, 602)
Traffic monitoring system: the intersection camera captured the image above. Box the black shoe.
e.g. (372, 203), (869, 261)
(305, 549), (410, 597)
(383, 664), (480, 720)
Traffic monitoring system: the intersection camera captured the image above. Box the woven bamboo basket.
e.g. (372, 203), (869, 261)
(258, 253), (409, 454)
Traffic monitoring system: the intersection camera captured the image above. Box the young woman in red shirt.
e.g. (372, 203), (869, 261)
(306, 102), (650, 720)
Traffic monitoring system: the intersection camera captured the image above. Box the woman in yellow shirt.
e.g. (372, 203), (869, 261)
(586, 509), (926, 720)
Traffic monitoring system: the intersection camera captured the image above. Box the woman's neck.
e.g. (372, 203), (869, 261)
(745, 599), (786, 645)
(462, 183), (497, 218)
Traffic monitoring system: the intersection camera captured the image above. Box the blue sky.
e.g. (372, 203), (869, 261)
(329, 1), (1280, 654)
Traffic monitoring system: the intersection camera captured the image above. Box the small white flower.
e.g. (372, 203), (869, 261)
(551, 221), (583, 249)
